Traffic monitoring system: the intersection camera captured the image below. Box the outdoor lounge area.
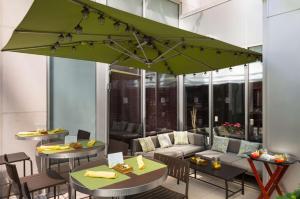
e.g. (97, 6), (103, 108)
(1, 0), (300, 199)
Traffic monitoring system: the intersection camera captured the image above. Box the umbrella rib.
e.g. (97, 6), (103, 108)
(105, 44), (145, 64)
(152, 41), (183, 64)
(132, 32), (149, 64)
(155, 40), (215, 71)
(109, 39), (144, 62)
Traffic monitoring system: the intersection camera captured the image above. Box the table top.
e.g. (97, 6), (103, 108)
(188, 158), (246, 181)
(70, 158), (168, 197)
(244, 152), (299, 166)
(15, 130), (69, 141)
(36, 140), (105, 159)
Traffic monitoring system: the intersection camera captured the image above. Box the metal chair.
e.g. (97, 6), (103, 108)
(77, 129), (91, 165)
(4, 154), (66, 199)
(126, 153), (190, 199)
(0, 152), (33, 177)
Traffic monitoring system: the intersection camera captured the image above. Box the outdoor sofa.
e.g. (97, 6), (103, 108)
(132, 132), (206, 158)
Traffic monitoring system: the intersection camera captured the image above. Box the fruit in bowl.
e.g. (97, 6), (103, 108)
(251, 150), (260, 159)
(274, 154), (286, 163)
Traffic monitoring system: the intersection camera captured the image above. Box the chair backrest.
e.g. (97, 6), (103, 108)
(77, 129), (90, 140)
(4, 155), (22, 195)
(108, 139), (129, 156)
(154, 153), (190, 196)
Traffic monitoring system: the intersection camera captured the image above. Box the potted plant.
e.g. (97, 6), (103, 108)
(222, 122), (241, 134)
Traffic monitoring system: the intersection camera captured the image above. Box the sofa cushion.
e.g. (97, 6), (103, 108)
(135, 145), (204, 158)
(231, 158), (263, 175)
(219, 152), (242, 164)
(174, 131), (189, 145)
(211, 136), (229, 153)
(188, 133), (205, 146)
(157, 134), (172, 148)
(138, 137), (155, 152)
(238, 140), (260, 157)
(227, 138), (241, 154)
(196, 150), (224, 159)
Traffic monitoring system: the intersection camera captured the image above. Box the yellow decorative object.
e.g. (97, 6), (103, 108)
(48, 128), (65, 134)
(87, 139), (96, 147)
(212, 160), (221, 170)
(17, 131), (40, 136)
(84, 170), (117, 179)
(37, 145), (70, 152)
(137, 155), (145, 170)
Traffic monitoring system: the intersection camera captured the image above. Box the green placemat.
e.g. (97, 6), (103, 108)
(70, 165), (130, 190)
(124, 157), (167, 175)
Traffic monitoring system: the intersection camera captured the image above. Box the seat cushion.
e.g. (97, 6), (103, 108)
(196, 150), (224, 159)
(231, 158), (263, 175)
(174, 131), (189, 145)
(135, 145), (204, 158)
(219, 153), (242, 164)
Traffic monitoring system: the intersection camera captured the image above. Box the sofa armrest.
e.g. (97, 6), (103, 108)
(132, 138), (142, 154)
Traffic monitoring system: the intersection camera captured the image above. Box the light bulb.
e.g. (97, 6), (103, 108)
(113, 21), (120, 31)
(54, 42), (60, 49)
(75, 24), (83, 34)
(72, 46), (76, 52)
(50, 46), (56, 53)
(98, 14), (105, 25)
(125, 25), (130, 32)
(58, 34), (64, 42)
(81, 6), (90, 20)
(65, 33), (72, 42)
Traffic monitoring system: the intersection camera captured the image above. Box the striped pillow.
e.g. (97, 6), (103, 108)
(174, 131), (189, 145)
(138, 137), (155, 152)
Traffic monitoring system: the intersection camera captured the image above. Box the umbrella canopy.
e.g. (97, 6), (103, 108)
(2, 0), (261, 75)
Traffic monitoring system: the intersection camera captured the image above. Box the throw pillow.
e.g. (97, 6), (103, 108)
(211, 136), (229, 153)
(158, 134), (172, 148)
(174, 131), (189, 145)
(238, 140), (260, 157)
(138, 137), (155, 152)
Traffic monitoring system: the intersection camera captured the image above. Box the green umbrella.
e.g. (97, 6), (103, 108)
(1, 0), (261, 75)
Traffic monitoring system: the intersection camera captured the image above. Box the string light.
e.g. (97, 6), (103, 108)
(75, 24), (83, 34)
(216, 50), (221, 54)
(65, 33), (72, 42)
(58, 34), (64, 42)
(229, 67), (232, 71)
(98, 14), (105, 25)
(72, 46), (76, 52)
(125, 24), (130, 32)
(81, 6), (90, 20)
(113, 21), (121, 30)
(50, 46), (56, 53)
(54, 42), (60, 49)
(199, 47), (204, 51)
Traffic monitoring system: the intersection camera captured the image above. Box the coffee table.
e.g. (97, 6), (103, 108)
(188, 158), (246, 199)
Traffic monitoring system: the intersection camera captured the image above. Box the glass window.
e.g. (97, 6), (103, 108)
(184, 73), (209, 131)
(50, 57), (96, 137)
(213, 65), (245, 140)
(248, 45), (263, 143)
(145, 72), (177, 132)
(109, 65), (142, 143)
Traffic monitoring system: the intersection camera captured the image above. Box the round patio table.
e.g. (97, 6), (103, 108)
(69, 158), (168, 199)
(15, 130), (69, 142)
(36, 140), (105, 170)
